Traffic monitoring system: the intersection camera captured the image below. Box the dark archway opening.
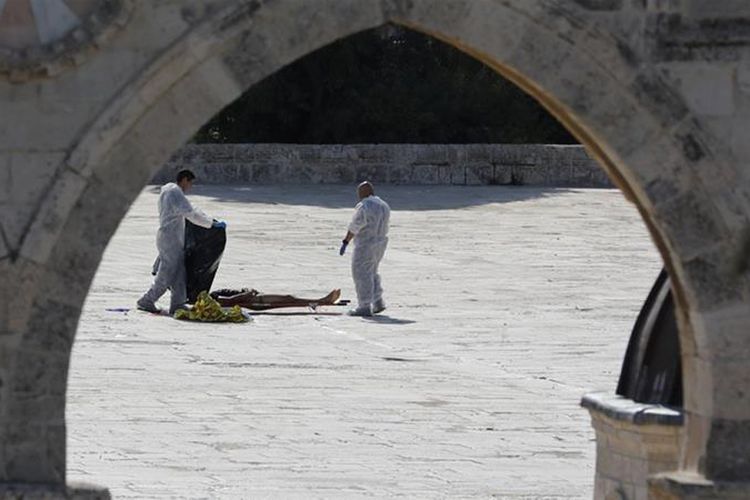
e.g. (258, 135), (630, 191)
(191, 23), (680, 409)
(67, 19), (676, 500)
(194, 24), (577, 145)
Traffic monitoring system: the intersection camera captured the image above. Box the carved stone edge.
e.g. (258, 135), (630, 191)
(0, 0), (133, 83)
(581, 391), (684, 426)
(649, 471), (750, 499)
(0, 481), (110, 500)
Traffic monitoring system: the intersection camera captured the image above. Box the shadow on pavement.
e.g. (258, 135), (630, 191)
(362, 315), (416, 325)
(165, 184), (581, 211)
(247, 311), (343, 316)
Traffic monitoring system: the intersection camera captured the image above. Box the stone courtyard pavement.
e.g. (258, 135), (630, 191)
(67, 185), (662, 499)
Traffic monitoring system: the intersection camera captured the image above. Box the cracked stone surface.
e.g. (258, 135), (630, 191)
(67, 184), (661, 499)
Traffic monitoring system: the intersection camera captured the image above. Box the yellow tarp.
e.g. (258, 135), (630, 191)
(174, 291), (248, 323)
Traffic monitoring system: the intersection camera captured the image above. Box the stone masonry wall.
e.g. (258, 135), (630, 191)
(3, 0), (750, 497)
(583, 393), (683, 500)
(153, 143), (612, 187)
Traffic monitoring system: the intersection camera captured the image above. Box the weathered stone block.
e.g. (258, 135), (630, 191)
(0, 152), (65, 252)
(681, 0), (750, 19)
(681, 247), (743, 310)
(387, 164), (412, 184)
(680, 356), (714, 421)
(207, 163), (240, 184)
(151, 144), (605, 186)
(22, 179), (131, 329)
(0, 99), (93, 151)
(571, 164), (595, 187)
(635, 484), (649, 500)
(491, 164), (512, 185)
(665, 62), (735, 116)
(170, 146), (198, 165)
(573, 0), (624, 11)
(354, 144), (391, 162)
(202, 145), (235, 163)
(448, 165), (466, 185)
(21, 298), (78, 355)
(354, 164), (388, 183)
(707, 361), (750, 421)
(690, 301), (750, 354)
(513, 165), (548, 185)
(93, 125), (177, 198)
(234, 162), (254, 184)
(568, 65), (668, 159)
(318, 144), (353, 163)
(326, 164), (356, 184)
(654, 190), (724, 261)
(0, 481), (110, 500)
(411, 165), (440, 185)
(466, 164), (493, 185)
(297, 146), (322, 162)
(231, 144), (255, 162)
(6, 394), (66, 424)
(223, 0), (382, 89)
(251, 163), (288, 184)
(17, 169), (88, 265)
(60, 177), (130, 255)
(412, 145), (449, 165)
(583, 392), (682, 498)
(113, 2), (190, 51)
(2, 420), (65, 484)
(649, 471), (750, 499)
(290, 164), (326, 184)
(591, 167), (614, 188)
(0, 227), (7, 262)
(464, 145), (492, 163)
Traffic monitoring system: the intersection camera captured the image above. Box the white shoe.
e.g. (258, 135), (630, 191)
(347, 306), (372, 317)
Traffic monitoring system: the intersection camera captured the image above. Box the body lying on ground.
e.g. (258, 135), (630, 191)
(209, 288), (342, 311)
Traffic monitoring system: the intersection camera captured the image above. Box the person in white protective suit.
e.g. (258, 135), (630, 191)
(137, 170), (225, 314)
(339, 181), (391, 316)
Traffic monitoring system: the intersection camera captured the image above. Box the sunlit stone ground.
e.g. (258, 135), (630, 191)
(67, 185), (661, 499)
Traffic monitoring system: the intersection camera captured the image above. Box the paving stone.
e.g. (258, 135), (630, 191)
(1, 0), (749, 494)
(66, 184), (661, 498)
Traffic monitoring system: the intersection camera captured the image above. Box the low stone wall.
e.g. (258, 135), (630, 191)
(153, 143), (612, 187)
(582, 392), (684, 500)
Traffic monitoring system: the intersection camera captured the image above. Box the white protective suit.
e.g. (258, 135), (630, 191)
(348, 195), (391, 309)
(140, 182), (214, 311)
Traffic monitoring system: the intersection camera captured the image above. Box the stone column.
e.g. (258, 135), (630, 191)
(582, 392), (683, 500)
(648, 302), (750, 497)
(0, 263), (110, 499)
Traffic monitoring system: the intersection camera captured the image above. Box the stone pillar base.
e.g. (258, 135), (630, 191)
(581, 392), (683, 500)
(649, 472), (750, 500)
(0, 482), (109, 500)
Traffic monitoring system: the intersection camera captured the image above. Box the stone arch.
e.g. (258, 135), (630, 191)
(5, 0), (749, 491)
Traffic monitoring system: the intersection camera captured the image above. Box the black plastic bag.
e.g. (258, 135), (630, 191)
(185, 221), (226, 304)
(617, 269), (682, 406)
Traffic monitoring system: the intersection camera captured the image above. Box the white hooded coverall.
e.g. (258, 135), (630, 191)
(348, 195), (390, 309)
(141, 182), (214, 311)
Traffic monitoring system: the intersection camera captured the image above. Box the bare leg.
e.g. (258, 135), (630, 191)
(214, 289), (341, 310)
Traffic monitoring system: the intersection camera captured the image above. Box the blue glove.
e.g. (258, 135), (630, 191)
(213, 220), (227, 229)
(339, 240), (349, 256)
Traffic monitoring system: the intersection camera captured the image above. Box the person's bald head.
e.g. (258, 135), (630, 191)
(357, 181), (374, 200)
